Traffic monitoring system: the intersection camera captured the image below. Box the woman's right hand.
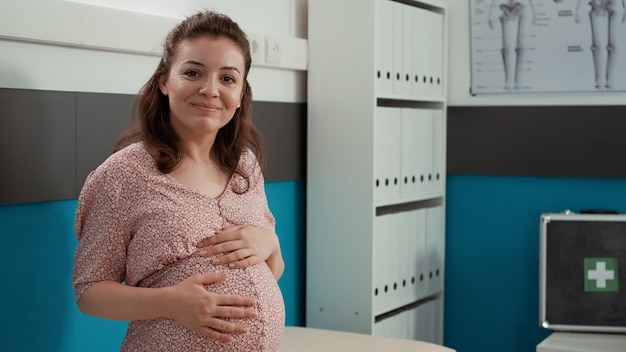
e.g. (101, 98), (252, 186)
(166, 271), (257, 342)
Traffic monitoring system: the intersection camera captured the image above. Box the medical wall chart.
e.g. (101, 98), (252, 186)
(470, 0), (626, 95)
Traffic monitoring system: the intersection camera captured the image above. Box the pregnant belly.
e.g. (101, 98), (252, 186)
(123, 255), (285, 352)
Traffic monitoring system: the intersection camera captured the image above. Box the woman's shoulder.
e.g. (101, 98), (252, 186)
(229, 148), (264, 193)
(89, 142), (155, 181)
(237, 147), (262, 174)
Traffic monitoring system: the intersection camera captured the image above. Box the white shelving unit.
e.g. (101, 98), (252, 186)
(306, 0), (448, 344)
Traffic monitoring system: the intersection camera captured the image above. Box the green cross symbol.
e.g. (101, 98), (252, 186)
(584, 258), (618, 292)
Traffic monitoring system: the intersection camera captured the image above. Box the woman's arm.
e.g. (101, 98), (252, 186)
(77, 272), (257, 342)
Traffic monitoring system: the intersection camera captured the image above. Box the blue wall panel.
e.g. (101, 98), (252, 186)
(7, 173), (625, 351)
(266, 180), (306, 327)
(444, 174), (626, 352)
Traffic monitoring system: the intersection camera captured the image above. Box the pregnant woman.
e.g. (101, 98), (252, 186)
(73, 10), (285, 351)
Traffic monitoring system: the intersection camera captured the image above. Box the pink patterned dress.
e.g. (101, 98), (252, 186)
(73, 142), (285, 351)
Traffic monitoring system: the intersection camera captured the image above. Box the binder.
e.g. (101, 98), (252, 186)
(415, 108), (435, 200)
(411, 7), (429, 98)
(374, 106), (401, 204)
(429, 109), (444, 197)
(426, 205), (444, 295)
(407, 208), (428, 302)
(429, 11), (444, 99)
(408, 303), (430, 342)
(400, 108), (419, 199)
(374, 212), (405, 314)
(392, 1), (404, 97)
(375, 0), (393, 98)
(399, 108), (435, 201)
(423, 10), (444, 98)
(408, 298), (442, 344)
(397, 210), (413, 306)
(373, 310), (410, 339)
(402, 4), (413, 97)
(373, 213), (392, 314)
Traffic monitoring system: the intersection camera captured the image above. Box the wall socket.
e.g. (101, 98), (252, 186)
(265, 36), (282, 64)
(246, 31), (307, 71)
(248, 32), (265, 65)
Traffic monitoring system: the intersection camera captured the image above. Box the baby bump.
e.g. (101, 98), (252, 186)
(128, 255), (285, 351)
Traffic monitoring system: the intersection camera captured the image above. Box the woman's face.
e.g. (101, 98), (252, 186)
(160, 36), (245, 142)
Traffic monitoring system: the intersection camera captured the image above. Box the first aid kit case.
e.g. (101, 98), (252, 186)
(539, 211), (626, 333)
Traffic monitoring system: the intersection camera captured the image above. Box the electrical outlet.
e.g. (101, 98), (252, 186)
(265, 36), (282, 64)
(248, 32), (265, 64)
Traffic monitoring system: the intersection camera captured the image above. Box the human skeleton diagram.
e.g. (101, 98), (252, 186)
(488, 0), (536, 90)
(575, 0), (626, 89)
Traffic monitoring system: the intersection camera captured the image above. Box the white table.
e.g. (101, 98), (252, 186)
(537, 332), (626, 352)
(280, 326), (456, 352)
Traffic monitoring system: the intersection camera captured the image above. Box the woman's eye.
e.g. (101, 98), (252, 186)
(222, 76), (236, 84)
(184, 70), (200, 78)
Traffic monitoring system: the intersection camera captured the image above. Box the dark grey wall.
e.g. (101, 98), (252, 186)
(447, 105), (626, 178)
(1, 89), (76, 205)
(5, 88), (623, 205)
(0, 88), (306, 205)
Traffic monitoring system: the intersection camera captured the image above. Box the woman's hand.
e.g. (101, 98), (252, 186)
(197, 225), (284, 279)
(77, 272), (257, 343)
(166, 272), (257, 342)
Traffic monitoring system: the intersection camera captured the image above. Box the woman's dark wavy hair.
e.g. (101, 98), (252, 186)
(115, 10), (263, 193)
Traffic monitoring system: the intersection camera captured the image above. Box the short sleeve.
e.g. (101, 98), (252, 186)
(72, 164), (135, 301)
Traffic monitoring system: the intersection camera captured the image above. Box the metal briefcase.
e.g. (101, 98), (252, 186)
(539, 211), (626, 333)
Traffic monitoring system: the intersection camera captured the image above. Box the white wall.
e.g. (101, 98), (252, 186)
(446, 1), (626, 106)
(0, 0), (307, 102)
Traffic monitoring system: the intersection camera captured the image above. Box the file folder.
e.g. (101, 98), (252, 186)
(426, 206), (444, 294)
(374, 106), (401, 204)
(392, 1), (404, 97)
(375, 0), (393, 98)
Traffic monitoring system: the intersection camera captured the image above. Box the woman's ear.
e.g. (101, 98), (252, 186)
(159, 76), (168, 96)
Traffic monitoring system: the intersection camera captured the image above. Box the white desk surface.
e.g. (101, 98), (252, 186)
(537, 332), (626, 352)
(280, 326), (456, 352)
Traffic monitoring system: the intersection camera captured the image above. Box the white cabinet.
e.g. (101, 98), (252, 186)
(306, 0), (447, 345)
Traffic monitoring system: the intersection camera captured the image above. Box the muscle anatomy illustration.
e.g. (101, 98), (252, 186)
(576, 0), (626, 89)
(489, 0), (536, 90)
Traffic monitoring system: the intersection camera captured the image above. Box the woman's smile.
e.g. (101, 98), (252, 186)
(191, 102), (221, 114)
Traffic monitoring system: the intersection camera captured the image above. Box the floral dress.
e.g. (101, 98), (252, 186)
(73, 142), (285, 351)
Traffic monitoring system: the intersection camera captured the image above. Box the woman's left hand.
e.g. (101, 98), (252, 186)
(197, 225), (279, 269)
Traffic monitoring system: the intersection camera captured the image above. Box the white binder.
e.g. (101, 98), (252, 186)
(375, 0), (393, 98)
(374, 106), (401, 204)
(373, 213), (400, 314)
(392, 1), (404, 97)
(401, 4), (414, 97)
(426, 206), (444, 295)
(429, 109), (445, 197)
(411, 7), (429, 98)
(373, 310), (410, 339)
(415, 108), (435, 200)
(400, 108), (420, 199)
(423, 10), (444, 99)
(428, 11), (444, 99)
(397, 210), (413, 306)
(408, 298), (443, 344)
(407, 208), (428, 302)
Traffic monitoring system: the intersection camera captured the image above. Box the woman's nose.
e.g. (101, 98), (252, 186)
(199, 78), (219, 96)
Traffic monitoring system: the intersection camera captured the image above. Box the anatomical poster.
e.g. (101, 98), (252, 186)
(469, 0), (626, 95)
